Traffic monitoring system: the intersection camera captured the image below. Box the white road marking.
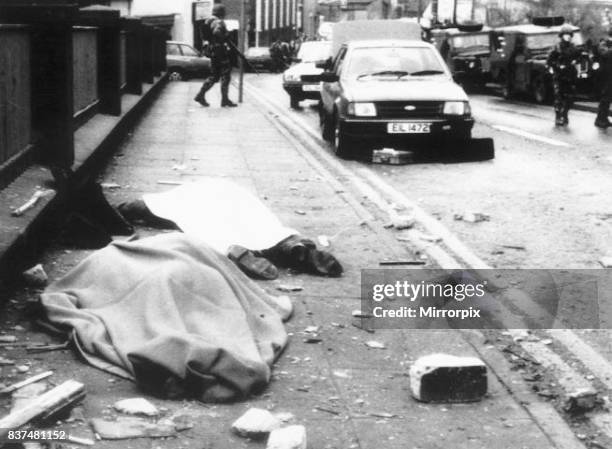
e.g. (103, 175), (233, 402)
(492, 125), (571, 148)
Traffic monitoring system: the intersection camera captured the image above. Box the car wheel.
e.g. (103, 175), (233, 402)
(168, 68), (184, 81)
(290, 95), (301, 109)
(533, 77), (549, 104)
(333, 115), (352, 159)
(320, 104), (334, 142)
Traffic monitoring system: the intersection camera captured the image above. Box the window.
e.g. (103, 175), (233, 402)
(167, 43), (181, 55)
(181, 45), (199, 57)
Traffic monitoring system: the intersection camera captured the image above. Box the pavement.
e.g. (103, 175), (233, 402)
(0, 79), (594, 448)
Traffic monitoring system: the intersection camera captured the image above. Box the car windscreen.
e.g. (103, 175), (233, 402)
(247, 47), (270, 57)
(297, 42), (331, 62)
(450, 33), (490, 51)
(345, 46), (446, 79)
(526, 31), (584, 50)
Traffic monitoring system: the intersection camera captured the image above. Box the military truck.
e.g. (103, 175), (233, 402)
(489, 17), (597, 103)
(429, 24), (494, 91)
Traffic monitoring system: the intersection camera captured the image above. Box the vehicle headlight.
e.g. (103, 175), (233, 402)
(593, 62), (600, 70)
(348, 102), (377, 117)
(283, 73), (300, 82)
(443, 101), (469, 115)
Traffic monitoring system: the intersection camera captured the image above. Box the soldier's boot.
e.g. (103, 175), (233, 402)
(562, 105), (569, 126)
(221, 98), (237, 107)
(595, 103), (611, 128)
(555, 111), (564, 127)
(194, 93), (209, 107)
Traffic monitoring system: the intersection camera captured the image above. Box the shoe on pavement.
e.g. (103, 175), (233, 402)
(228, 245), (278, 280)
(595, 119), (611, 128)
(194, 95), (209, 107)
(221, 99), (238, 107)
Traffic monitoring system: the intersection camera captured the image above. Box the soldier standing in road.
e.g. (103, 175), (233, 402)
(595, 28), (612, 128)
(546, 25), (581, 126)
(194, 4), (237, 108)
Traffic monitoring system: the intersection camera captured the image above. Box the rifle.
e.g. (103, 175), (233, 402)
(226, 39), (261, 75)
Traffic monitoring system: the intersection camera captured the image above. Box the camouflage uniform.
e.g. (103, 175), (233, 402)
(547, 36), (580, 126)
(595, 34), (612, 128)
(195, 5), (236, 107)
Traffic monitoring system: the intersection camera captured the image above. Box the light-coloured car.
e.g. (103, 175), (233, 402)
(282, 41), (332, 108)
(166, 41), (211, 81)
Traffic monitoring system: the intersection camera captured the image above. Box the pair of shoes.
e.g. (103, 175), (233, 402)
(194, 95), (209, 107)
(555, 117), (564, 127)
(228, 245), (278, 280)
(595, 119), (611, 128)
(221, 99), (238, 107)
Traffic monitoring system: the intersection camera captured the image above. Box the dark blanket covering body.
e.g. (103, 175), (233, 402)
(41, 233), (292, 402)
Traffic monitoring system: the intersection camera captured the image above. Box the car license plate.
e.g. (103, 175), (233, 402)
(302, 84), (321, 92)
(387, 122), (431, 134)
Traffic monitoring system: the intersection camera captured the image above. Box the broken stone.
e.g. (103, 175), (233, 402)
(0, 335), (17, 343)
(294, 210), (307, 215)
(365, 341), (386, 349)
(304, 326), (319, 333)
(274, 412), (295, 423)
(91, 417), (176, 439)
(16, 365), (30, 373)
(351, 309), (371, 318)
(267, 425), (307, 449)
(303, 336), (322, 344)
(21, 264), (48, 287)
(564, 388), (598, 413)
(0, 356), (15, 365)
(409, 354), (487, 403)
(392, 215), (415, 230)
(332, 369), (351, 379)
(369, 411), (397, 418)
(231, 408), (282, 439)
(317, 235), (330, 247)
(113, 398), (159, 417)
(454, 211), (490, 223)
(599, 257), (612, 268)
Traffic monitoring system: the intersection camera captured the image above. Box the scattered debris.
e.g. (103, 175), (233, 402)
(541, 339), (553, 345)
(304, 326), (320, 333)
(372, 148), (413, 165)
(351, 309), (371, 318)
(275, 412), (295, 423)
(113, 398), (159, 417)
(365, 340), (386, 349)
(67, 435), (95, 445)
(277, 284), (303, 292)
(303, 336), (322, 344)
(379, 260), (426, 266)
(11, 189), (54, 217)
(412, 230), (442, 243)
(368, 411), (397, 418)
(294, 210), (307, 216)
(100, 182), (121, 189)
(314, 405), (340, 415)
(267, 425), (307, 449)
(454, 211), (490, 223)
(391, 215), (415, 230)
(172, 164), (187, 171)
(0, 335), (17, 343)
(564, 388), (599, 413)
(0, 357), (15, 366)
(409, 354), (487, 402)
(0, 371), (53, 395)
(599, 257), (612, 268)
(156, 180), (183, 185)
(91, 417), (176, 439)
(26, 341), (70, 353)
(231, 408), (282, 439)
(0, 380), (85, 435)
(16, 365), (30, 373)
(332, 370), (352, 379)
(22, 264), (49, 287)
(317, 235), (330, 247)
(500, 244), (526, 251)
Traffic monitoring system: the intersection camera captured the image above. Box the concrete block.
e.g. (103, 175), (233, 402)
(266, 425), (307, 449)
(410, 353), (487, 403)
(232, 408), (282, 439)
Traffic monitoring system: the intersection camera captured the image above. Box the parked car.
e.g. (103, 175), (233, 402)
(166, 41), (211, 81)
(245, 46), (274, 72)
(314, 38), (480, 159)
(282, 41), (332, 109)
(430, 24), (494, 91)
(489, 17), (597, 103)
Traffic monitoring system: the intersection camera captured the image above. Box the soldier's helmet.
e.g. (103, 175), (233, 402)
(558, 24), (574, 37)
(212, 4), (226, 18)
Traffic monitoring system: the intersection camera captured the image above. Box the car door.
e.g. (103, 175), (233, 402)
(179, 44), (201, 74)
(321, 46), (347, 115)
(166, 43), (182, 68)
